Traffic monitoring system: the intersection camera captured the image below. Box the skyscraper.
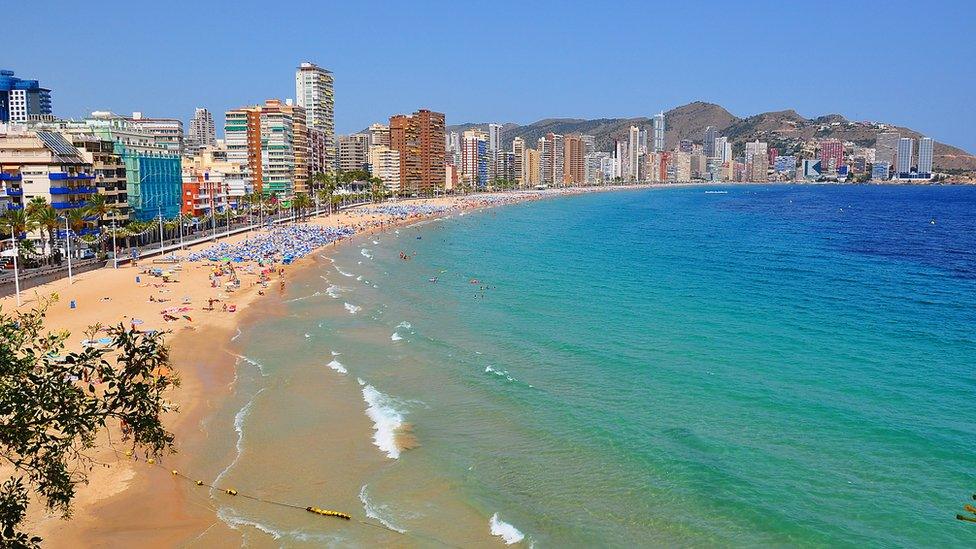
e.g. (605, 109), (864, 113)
(461, 129), (488, 188)
(917, 137), (934, 177)
(511, 137), (525, 185)
(875, 131), (900, 166)
(0, 69), (52, 122)
(703, 126), (717, 157)
(563, 134), (585, 185)
(295, 62), (335, 167)
(186, 107), (216, 155)
(224, 99), (307, 196)
(487, 124), (503, 153)
(389, 109), (445, 194)
(539, 133), (564, 186)
(817, 139), (844, 174)
(628, 125), (640, 181)
(652, 112), (665, 152)
(896, 137), (914, 177)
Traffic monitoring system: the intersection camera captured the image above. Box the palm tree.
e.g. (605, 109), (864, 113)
(32, 205), (60, 260)
(292, 192), (313, 220)
(85, 194), (110, 224)
(312, 172), (337, 216)
(3, 208), (36, 238)
(25, 196), (48, 219)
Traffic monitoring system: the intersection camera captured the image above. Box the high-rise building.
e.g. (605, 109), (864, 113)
(714, 136), (730, 163)
(511, 137), (525, 185)
(389, 109), (446, 194)
(461, 129), (488, 188)
(563, 134), (585, 185)
(875, 131), (900, 166)
(524, 147), (540, 186)
(130, 112), (184, 156)
(896, 137), (914, 177)
(487, 124), (502, 153)
(186, 107), (216, 156)
(652, 112), (665, 152)
(0, 69), (52, 123)
(538, 133), (564, 185)
(627, 126), (640, 181)
(295, 61), (335, 166)
(917, 137), (933, 177)
(224, 99), (307, 197)
(368, 145), (401, 192)
(817, 139), (844, 174)
(368, 123), (391, 148)
(338, 133), (370, 172)
(703, 126), (717, 157)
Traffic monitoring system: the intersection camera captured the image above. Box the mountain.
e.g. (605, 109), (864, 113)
(447, 102), (976, 174)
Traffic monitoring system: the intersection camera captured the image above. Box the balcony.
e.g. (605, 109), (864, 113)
(49, 173), (96, 181)
(6, 203), (24, 210)
(4, 188), (23, 196)
(50, 186), (98, 194)
(0, 173), (22, 181)
(52, 201), (87, 210)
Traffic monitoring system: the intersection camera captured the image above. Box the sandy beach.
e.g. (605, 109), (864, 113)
(8, 186), (667, 546)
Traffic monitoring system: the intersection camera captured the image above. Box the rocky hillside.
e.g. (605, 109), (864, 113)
(448, 102), (976, 174)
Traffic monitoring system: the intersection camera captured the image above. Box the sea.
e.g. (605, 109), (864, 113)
(189, 185), (976, 547)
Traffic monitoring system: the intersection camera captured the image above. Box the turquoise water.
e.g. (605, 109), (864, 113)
(217, 186), (976, 546)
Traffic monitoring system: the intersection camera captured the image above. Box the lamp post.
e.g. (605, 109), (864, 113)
(111, 218), (118, 269)
(63, 215), (74, 284)
(8, 227), (20, 306)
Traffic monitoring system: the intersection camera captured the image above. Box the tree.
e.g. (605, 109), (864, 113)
(370, 178), (386, 203)
(2, 209), (36, 240)
(24, 197), (48, 220)
(312, 172), (337, 215)
(292, 193), (313, 220)
(0, 297), (178, 547)
(31, 205), (59, 261)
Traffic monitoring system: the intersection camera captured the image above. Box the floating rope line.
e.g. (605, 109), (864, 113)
(104, 446), (423, 537)
(957, 494), (976, 523)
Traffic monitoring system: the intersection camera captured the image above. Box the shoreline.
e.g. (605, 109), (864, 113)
(12, 185), (642, 546)
(13, 182), (766, 546)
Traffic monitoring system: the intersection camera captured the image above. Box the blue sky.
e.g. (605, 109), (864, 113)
(6, 0), (976, 151)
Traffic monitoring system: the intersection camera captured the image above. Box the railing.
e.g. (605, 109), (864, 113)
(4, 188), (23, 196)
(0, 173), (23, 181)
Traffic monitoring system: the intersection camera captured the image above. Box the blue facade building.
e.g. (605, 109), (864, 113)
(0, 70), (52, 123)
(476, 140), (489, 188)
(871, 162), (890, 181)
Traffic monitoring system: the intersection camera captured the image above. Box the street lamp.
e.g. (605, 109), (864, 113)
(6, 225), (20, 306)
(62, 214), (74, 284)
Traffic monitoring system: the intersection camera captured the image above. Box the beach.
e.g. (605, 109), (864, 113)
(8, 186), (653, 547)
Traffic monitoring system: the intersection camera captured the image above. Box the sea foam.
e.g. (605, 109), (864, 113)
(326, 284), (341, 298)
(361, 384), (405, 459)
(344, 303), (361, 314)
(359, 484), (407, 533)
(490, 513), (525, 545)
(327, 360), (348, 374)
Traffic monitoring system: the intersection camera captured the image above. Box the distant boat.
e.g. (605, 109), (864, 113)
(704, 190), (729, 194)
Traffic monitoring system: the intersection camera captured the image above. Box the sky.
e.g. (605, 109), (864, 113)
(6, 0), (976, 151)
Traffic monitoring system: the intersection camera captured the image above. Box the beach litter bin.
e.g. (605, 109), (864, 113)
(136, 276), (141, 283)
(70, 300), (76, 309)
